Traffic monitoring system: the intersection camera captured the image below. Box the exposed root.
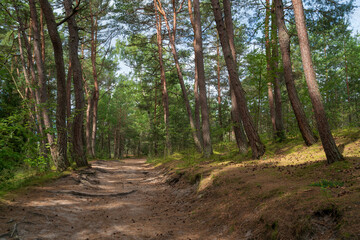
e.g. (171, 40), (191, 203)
(27, 211), (50, 222)
(48, 190), (136, 197)
(10, 222), (18, 237)
(0, 232), (10, 238)
(92, 167), (109, 173)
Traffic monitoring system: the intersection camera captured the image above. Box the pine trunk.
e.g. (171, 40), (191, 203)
(291, 0), (343, 163)
(29, 0), (61, 167)
(86, 96), (94, 156)
(39, 0), (69, 170)
(64, 0), (88, 167)
(192, 0), (213, 157)
(271, 5), (285, 141)
(90, 3), (99, 158)
(275, 0), (317, 146)
(216, 34), (223, 141)
(265, 0), (276, 137)
(222, 0), (249, 153)
(230, 86), (248, 153)
(155, 1), (202, 152)
(215, 0), (264, 159)
(154, 4), (171, 155)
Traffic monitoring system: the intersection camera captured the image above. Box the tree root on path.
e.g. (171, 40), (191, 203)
(92, 167), (109, 173)
(0, 216), (33, 239)
(0, 232), (10, 238)
(48, 190), (136, 197)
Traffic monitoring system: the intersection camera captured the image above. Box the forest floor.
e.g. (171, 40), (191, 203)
(0, 129), (360, 239)
(0, 159), (201, 240)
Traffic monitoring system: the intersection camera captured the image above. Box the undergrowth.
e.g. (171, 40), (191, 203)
(147, 127), (360, 170)
(0, 169), (70, 198)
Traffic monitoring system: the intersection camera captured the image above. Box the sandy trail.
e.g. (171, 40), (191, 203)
(0, 159), (199, 240)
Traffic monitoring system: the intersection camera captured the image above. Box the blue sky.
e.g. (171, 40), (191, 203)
(350, 0), (360, 34)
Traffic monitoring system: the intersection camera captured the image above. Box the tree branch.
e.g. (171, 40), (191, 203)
(56, 0), (84, 26)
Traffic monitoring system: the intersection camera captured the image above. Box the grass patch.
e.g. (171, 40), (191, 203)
(147, 127), (360, 170)
(0, 169), (70, 198)
(309, 179), (344, 188)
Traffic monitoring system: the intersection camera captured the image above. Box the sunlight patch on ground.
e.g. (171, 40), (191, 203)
(27, 199), (78, 207)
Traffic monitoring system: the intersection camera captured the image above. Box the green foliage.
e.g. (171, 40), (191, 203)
(309, 179), (344, 188)
(0, 110), (42, 182)
(24, 155), (48, 173)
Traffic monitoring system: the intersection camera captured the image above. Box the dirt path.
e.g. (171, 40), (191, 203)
(0, 159), (200, 240)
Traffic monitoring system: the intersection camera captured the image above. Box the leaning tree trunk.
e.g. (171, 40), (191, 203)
(191, 0), (213, 157)
(155, 0), (202, 152)
(64, 0), (88, 167)
(275, 0), (317, 146)
(188, 0), (203, 147)
(291, 0), (343, 163)
(230, 85), (248, 153)
(39, 0), (69, 170)
(222, 0), (248, 153)
(29, 0), (61, 167)
(215, 0), (264, 159)
(154, 3), (171, 155)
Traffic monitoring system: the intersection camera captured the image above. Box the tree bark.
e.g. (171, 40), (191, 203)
(16, 9), (49, 161)
(291, 0), (343, 163)
(82, 43), (93, 158)
(215, 0), (263, 158)
(29, 0), (61, 167)
(274, 0), (317, 146)
(216, 34), (223, 140)
(222, 0), (248, 153)
(230, 85), (248, 153)
(64, 0), (88, 167)
(86, 94), (94, 156)
(154, 79), (158, 155)
(114, 130), (118, 159)
(271, 4), (285, 141)
(155, 0), (202, 152)
(66, 61), (72, 126)
(188, 0), (203, 148)
(90, 1), (99, 158)
(265, 0), (276, 137)
(191, 0), (213, 157)
(193, 66), (202, 146)
(154, 4), (171, 155)
(39, 0), (70, 170)
(108, 133), (111, 159)
(40, 9), (45, 64)
(344, 41), (351, 123)
(66, 60), (74, 160)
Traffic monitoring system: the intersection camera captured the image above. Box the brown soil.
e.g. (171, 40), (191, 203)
(1, 155), (360, 239)
(0, 159), (199, 240)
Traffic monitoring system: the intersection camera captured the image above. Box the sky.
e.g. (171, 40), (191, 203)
(350, 0), (360, 34)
